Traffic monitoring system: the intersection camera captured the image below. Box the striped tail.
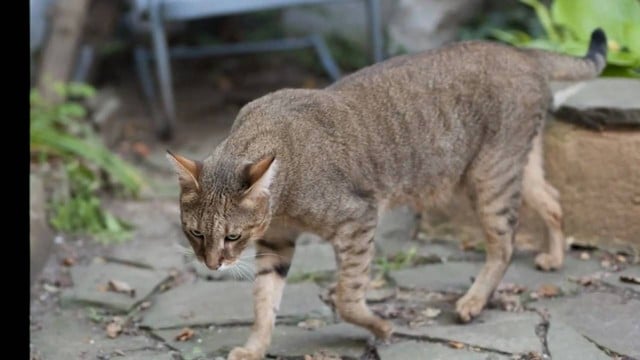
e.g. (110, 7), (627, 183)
(527, 28), (607, 81)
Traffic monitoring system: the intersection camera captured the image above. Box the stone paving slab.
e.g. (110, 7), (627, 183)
(547, 320), (610, 360)
(394, 310), (541, 355)
(532, 292), (640, 358)
(390, 255), (603, 293)
(601, 266), (640, 292)
(416, 242), (485, 263)
(123, 350), (176, 360)
(60, 262), (169, 312)
(391, 261), (480, 292)
(123, 351), (176, 360)
(290, 243), (337, 276)
(375, 206), (420, 255)
(154, 323), (369, 358)
(108, 241), (186, 271)
(378, 341), (509, 360)
(106, 200), (182, 240)
(30, 310), (157, 360)
(552, 78), (640, 111)
(141, 282), (331, 329)
(297, 232), (325, 245)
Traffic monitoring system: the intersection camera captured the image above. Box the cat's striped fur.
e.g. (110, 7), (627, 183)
(167, 29), (607, 360)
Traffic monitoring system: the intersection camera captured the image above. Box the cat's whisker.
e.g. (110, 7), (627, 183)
(236, 261), (255, 282)
(233, 261), (248, 281)
(252, 252), (284, 259)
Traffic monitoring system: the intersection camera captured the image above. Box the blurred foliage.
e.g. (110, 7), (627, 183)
(375, 247), (418, 274)
(30, 83), (143, 242)
(459, 2), (544, 41)
(487, 0), (640, 77)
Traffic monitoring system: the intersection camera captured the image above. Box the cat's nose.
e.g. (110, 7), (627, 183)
(204, 254), (222, 270)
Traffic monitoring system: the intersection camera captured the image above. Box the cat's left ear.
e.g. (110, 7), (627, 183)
(242, 155), (277, 201)
(166, 150), (202, 191)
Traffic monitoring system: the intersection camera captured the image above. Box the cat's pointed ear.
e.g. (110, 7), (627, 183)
(166, 150), (202, 191)
(242, 155), (277, 200)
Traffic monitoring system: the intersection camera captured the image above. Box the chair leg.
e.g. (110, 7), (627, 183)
(310, 34), (341, 81)
(365, 0), (384, 63)
(134, 47), (156, 104)
(149, 1), (175, 140)
(133, 46), (167, 134)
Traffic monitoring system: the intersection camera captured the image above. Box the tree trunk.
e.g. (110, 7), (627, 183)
(37, 0), (91, 102)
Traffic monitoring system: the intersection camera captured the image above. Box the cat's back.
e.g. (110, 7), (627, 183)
(328, 40), (544, 93)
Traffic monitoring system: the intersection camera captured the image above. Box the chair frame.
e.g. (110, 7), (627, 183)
(129, 0), (383, 139)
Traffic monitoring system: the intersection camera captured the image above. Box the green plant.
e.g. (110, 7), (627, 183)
(490, 0), (640, 77)
(30, 82), (143, 242)
(375, 247), (419, 274)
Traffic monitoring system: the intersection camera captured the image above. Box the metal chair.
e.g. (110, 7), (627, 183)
(128, 0), (383, 139)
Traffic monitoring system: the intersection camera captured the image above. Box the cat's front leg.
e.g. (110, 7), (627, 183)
(228, 237), (296, 360)
(329, 210), (393, 340)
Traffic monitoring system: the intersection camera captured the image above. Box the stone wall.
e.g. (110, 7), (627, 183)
(282, 0), (483, 55)
(422, 120), (640, 251)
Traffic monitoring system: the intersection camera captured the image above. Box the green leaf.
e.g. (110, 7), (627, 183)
(520, 0), (560, 42)
(66, 82), (96, 98)
(490, 29), (532, 45)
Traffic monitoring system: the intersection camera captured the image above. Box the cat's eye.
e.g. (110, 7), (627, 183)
(225, 234), (241, 242)
(189, 229), (204, 239)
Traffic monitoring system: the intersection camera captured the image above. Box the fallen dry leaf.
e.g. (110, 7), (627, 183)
(107, 280), (136, 298)
(61, 257), (76, 267)
(175, 328), (195, 342)
(297, 318), (326, 331)
(497, 282), (527, 294)
(620, 275), (640, 285)
(216, 76), (233, 91)
(569, 275), (599, 286)
(448, 341), (465, 349)
(105, 317), (124, 339)
(302, 77), (318, 89)
(139, 301), (152, 310)
(616, 255), (628, 263)
(459, 239), (476, 251)
(369, 277), (387, 289)
(422, 307), (441, 318)
(131, 142), (151, 158)
(303, 350), (342, 360)
(43, 284), (59, 293)
(493, 292), (523, 312)
(537, 284), (560, 298)
(579, 252), (591, 260)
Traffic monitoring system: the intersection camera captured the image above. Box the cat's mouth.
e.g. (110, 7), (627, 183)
(217, 260), (238, 271)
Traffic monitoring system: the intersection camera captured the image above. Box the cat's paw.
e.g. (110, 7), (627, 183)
(456, 293), (487, 323)
(371, 319), (394, 341)
(534, 253), (563, 271)
(228, 347), (261, 360)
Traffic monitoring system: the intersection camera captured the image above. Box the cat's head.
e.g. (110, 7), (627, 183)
(166, 151), (277, 270)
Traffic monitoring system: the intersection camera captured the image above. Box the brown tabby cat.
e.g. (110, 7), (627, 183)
(167, 29), (607, 360)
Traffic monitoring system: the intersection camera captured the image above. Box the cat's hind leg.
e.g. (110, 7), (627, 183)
(522, 132), (565, 271)
(456, 153), (526, 322)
